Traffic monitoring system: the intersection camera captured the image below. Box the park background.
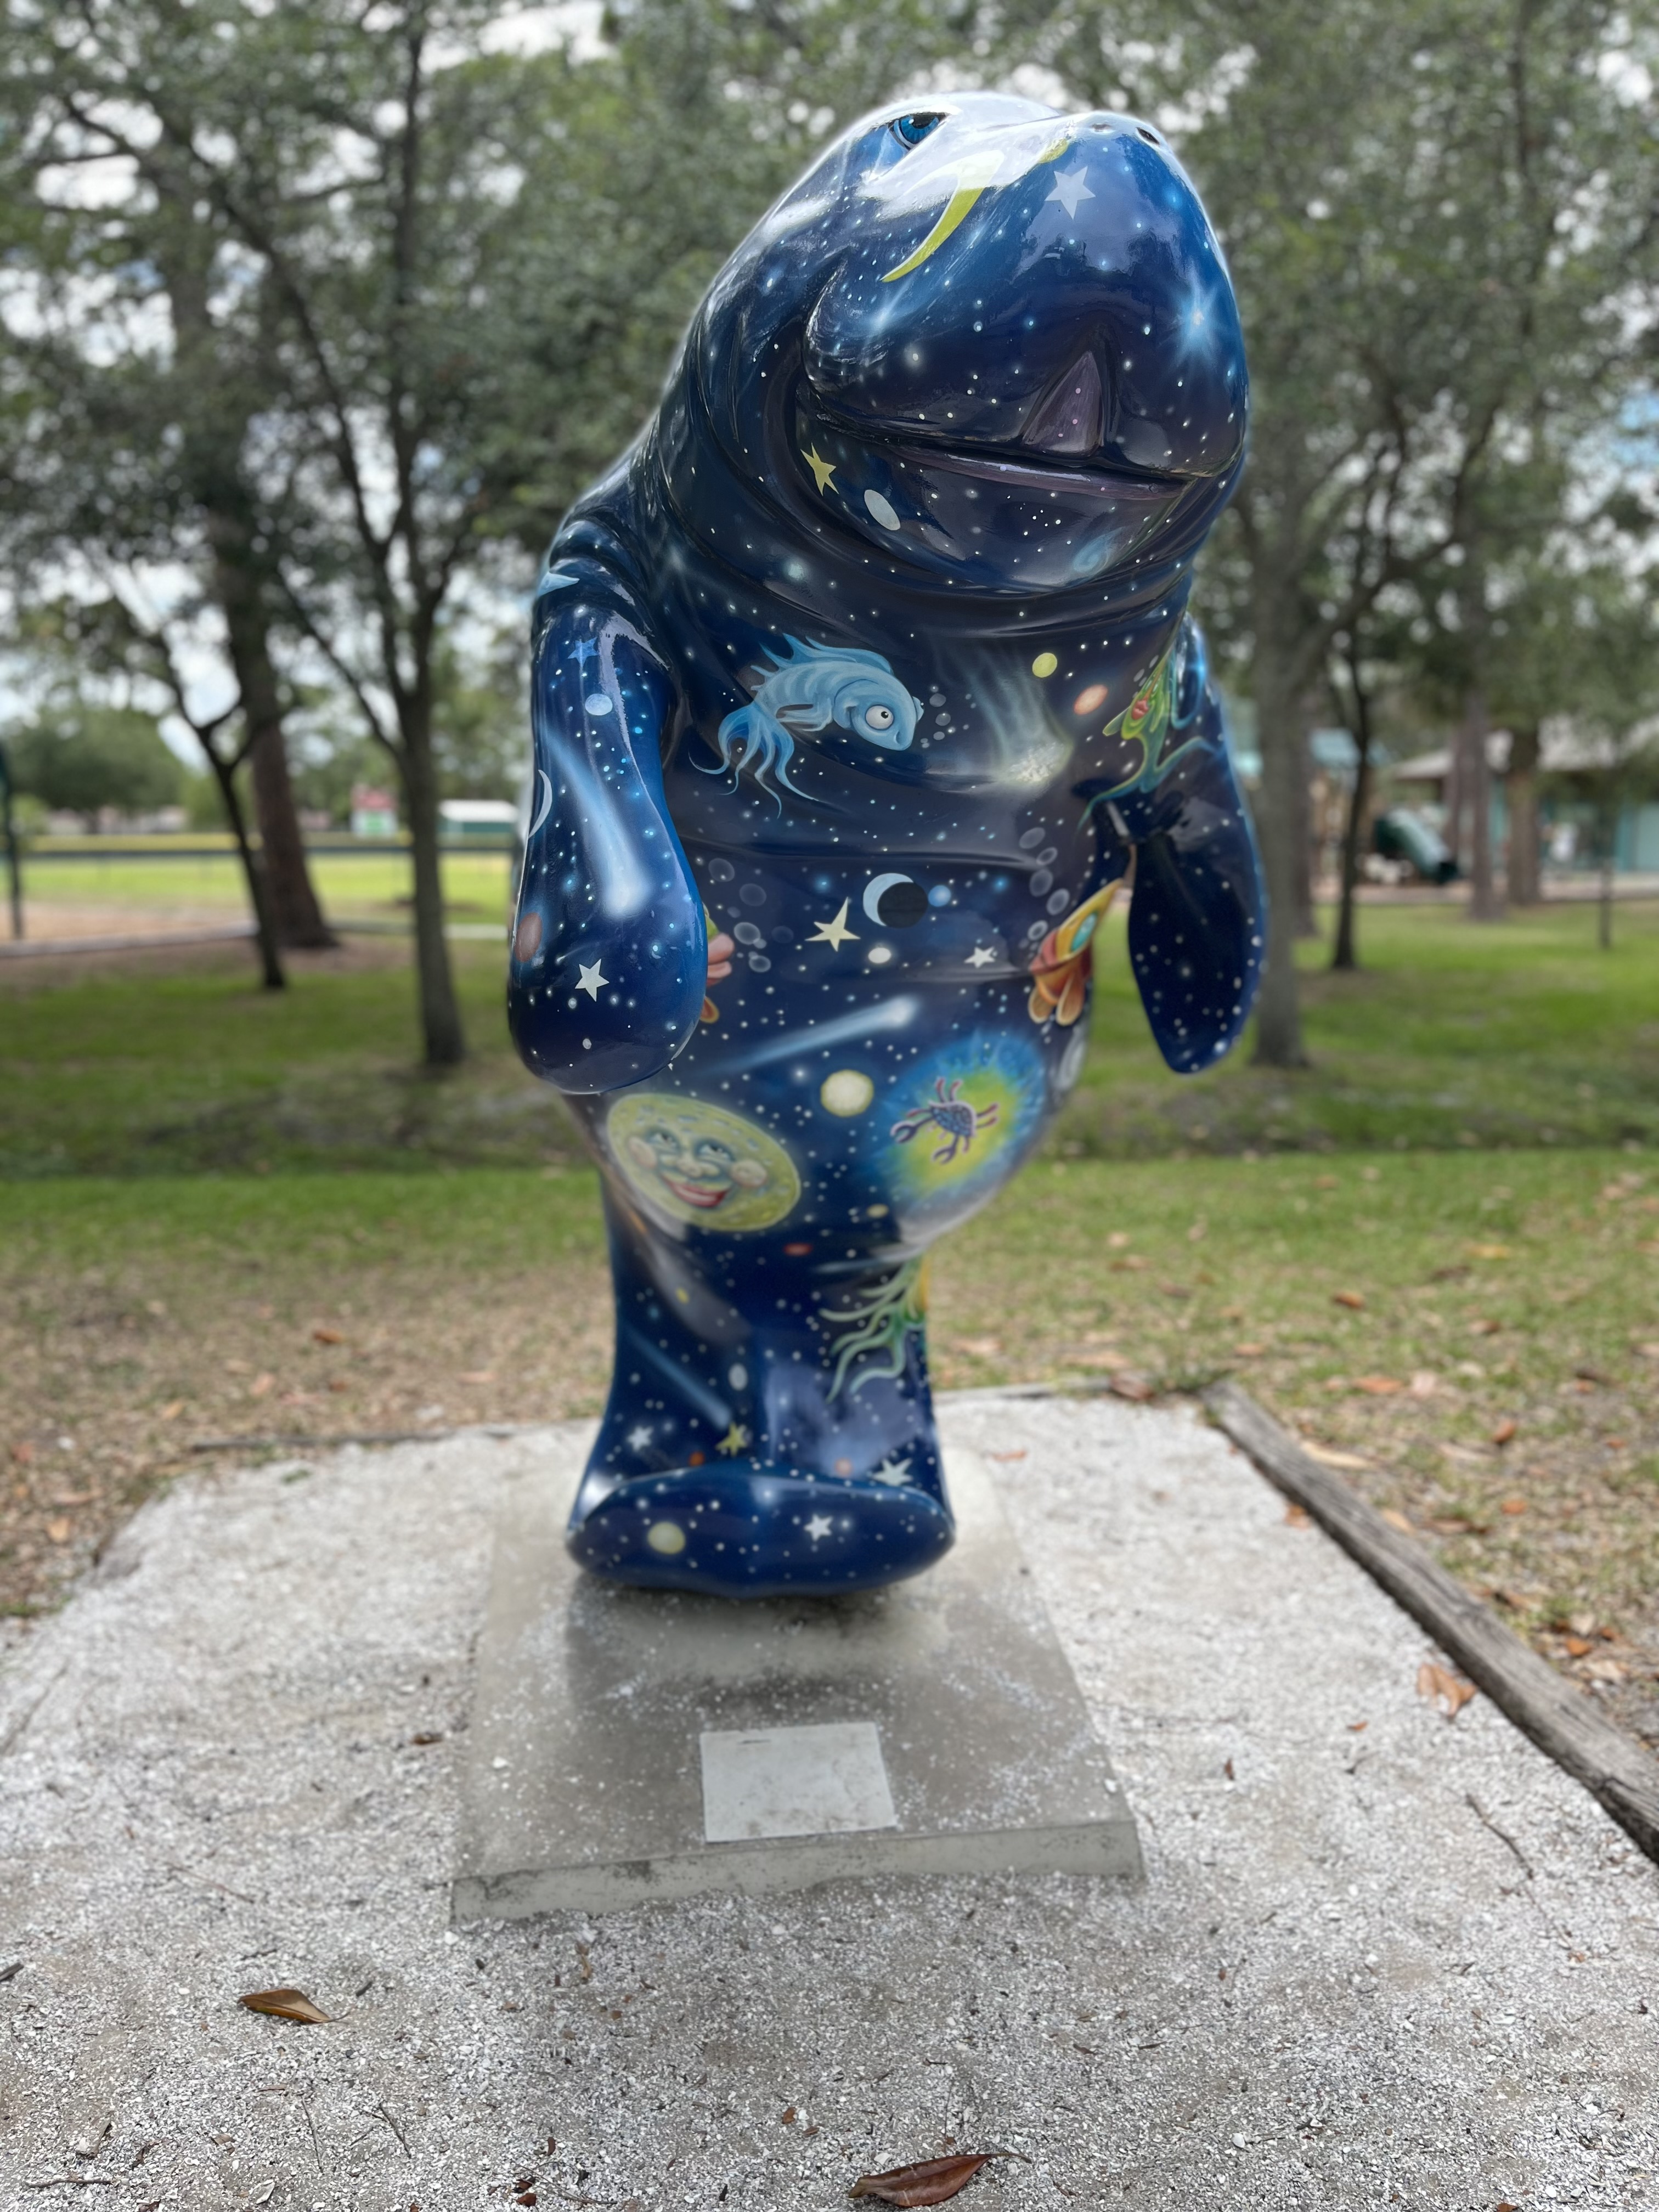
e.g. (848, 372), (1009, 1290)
(1, 0), (1656, 1751)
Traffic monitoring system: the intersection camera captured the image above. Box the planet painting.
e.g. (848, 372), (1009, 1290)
(605, 1093), (802, 1232)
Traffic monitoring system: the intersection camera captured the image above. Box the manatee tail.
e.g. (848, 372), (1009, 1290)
(704, 700), (808, 806)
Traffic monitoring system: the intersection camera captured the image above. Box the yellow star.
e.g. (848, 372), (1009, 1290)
(806, 898), (859, 950)
(802, 444), (837, 494)
(716, 1421), (751, 1458)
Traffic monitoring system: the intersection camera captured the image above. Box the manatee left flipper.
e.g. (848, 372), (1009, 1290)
(509, 565), (706, 1093)
(1080, 629), (1266, 1074)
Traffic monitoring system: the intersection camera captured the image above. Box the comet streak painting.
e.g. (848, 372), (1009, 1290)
(509, 92), (1265, 1597)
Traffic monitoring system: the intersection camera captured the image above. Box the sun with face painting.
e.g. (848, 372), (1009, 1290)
(606, 1094), (801, 1232)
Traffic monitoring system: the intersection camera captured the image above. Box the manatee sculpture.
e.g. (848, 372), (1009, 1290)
(509, 92), (1265, 1598)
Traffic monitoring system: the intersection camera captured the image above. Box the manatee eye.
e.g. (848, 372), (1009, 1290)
(863, 704), (896, 732)
(891, 111), (945, 149)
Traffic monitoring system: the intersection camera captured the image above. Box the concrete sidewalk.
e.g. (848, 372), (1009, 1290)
(1, 1393), (1654, 2210)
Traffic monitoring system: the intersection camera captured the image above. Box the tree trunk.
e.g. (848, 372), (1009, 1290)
(1331, 647), (1374, 972)
(397, 693), (466, 1066)
(1463, 686), (1504, 922)
(1293, 723), (1319, 938)
(1250, 647), (1310, 1068)
(1506, 721), (1542, 905)
(210, 747), (284, 990)
(206, 510), (336, 951)
(0, 741), (22, 940)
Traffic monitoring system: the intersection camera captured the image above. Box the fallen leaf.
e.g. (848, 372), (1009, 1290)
(1109, 1370), (1155, 1402)
(45, 1517), (71, 1544)
(1408, 1372), (1438, 1397)
(1417, 1661), (1478, 1719)
(1233, 1341), (1267, 1357)
(1110, 1254), (1148, 1272)
(408, 1731), (443, 1746)
(311, 1327), (345, 1345)
(239, 1987), (329, 2024)
(158, 1400), (185, 1421)
(1353, 1375), (1404, 1395)
(1563, 1635), (1594, 1658)
(1347, 1720), (1368, 1733)
(1491, 1419), (1518, 1446)
(780, 2107), (797, 2126)
(249, 1374), (275, 1399)
(1380, 1508), (1415, 1536)
(1283, 1502), (1311, 1528)
(1470, 1317), (1502, 1336)
(9, 1441), (34, 1465)
(1575, 1364), (1611, 1386)
(1333, 1290), (1365, 1310)
(1302, 1444), (1370, 1470)
(957, 1336), (1003, 1359)
(849, 2153), (999, 2206)
(1470, 1243), (1511, 1260)
(458, 1370), (496, 1385)
(985, 1448), (1027, 1462)
(1106, 1231), (1131, 1248)
(1499, 1497), (1527, 1516)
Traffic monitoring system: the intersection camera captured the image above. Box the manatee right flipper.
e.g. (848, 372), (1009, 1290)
(1078, 618), (1266, 1074)
(509, 556), (706, 1094)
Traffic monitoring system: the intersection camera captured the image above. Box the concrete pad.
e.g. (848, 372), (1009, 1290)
(1, 1393), (1656, 2212)
(455, 1438), (1139, 1914)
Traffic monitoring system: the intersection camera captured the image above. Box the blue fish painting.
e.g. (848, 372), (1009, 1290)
(709, 637), (923, 803)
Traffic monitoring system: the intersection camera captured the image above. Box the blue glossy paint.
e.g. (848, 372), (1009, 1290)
(509, 92), (1265, 1599)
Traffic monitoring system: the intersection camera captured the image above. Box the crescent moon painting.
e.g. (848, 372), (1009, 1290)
(528, 769), (554, 838)
(862, 871), (928, 928)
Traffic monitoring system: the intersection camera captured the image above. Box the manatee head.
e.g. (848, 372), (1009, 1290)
(685, 92), (1248, 597)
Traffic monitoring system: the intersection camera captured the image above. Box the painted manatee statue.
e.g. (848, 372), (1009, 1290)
(509, 92), (1264, 1598)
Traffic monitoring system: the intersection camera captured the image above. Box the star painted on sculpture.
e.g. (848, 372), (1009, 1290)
(625, 1423), (652, 1452)
(576, 960), (608, 998)
(1047, 165), (1094, 219)
(868, 1453), (914, 1487)
(965, 944), (996, 968)
(804, 1513), (834, 1542)
(802, 444), (838, 494)
(569, 637), (599, 670)
(807, 899), (859, 950)
(716, 1421), (751, 1458)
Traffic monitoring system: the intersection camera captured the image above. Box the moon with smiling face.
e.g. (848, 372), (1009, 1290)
(862, 871), (928, 928)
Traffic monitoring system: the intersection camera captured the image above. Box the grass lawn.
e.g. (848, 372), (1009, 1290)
(2, 902), (1656, 1746)
(18, 847), (514, 929)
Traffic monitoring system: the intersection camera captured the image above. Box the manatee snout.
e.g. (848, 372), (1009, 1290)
(802, 101), (1246, 485)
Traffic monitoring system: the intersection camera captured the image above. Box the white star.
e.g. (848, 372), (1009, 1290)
(806, 899), (859, 951)
(576, 960), (607, 998)
(868, 1454), (914, 1487)
(625, 1424), (652, 1452)
(966, 945), (996, 968)
(804, 1513), (834, 1543)
(1048, 166), (1094, 220)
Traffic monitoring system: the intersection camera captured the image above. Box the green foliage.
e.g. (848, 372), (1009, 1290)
(4, 704), (184, 821)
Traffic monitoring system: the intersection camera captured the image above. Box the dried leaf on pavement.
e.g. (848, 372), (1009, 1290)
(1417, 1661), (1478, 1719)
(1108, 1370), (1154, 1402)
(849, 2152), (998, 2205)
(239, 1987), (330, 2024)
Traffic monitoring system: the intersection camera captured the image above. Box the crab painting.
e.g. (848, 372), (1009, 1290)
(890, 1077), (1001, 1166)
